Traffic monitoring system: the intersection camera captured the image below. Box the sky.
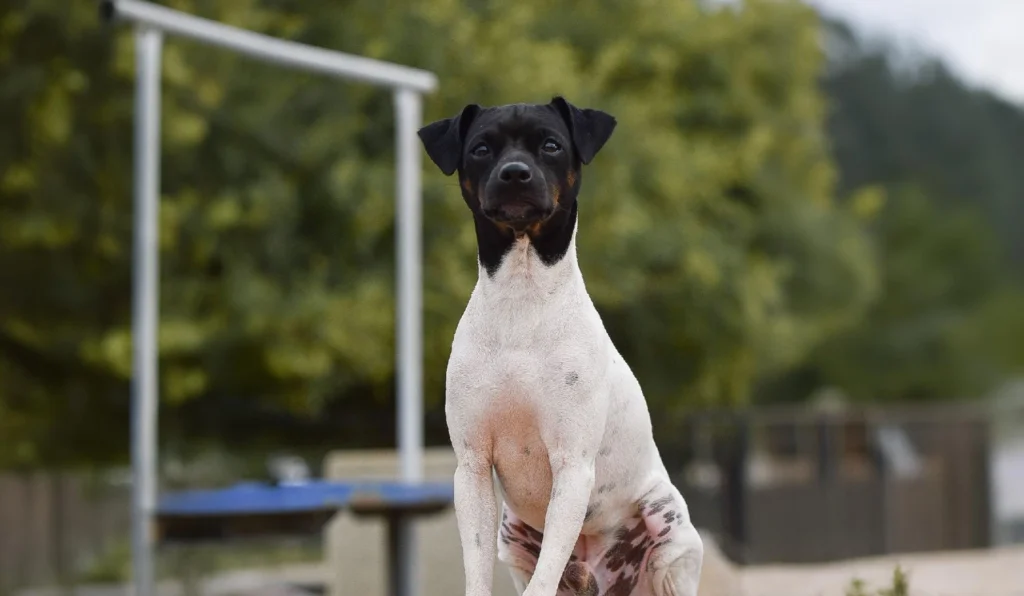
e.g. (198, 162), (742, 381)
(805, 0), (1024, 105)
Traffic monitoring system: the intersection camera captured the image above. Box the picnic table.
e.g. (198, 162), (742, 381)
(156, 479), (455, 596)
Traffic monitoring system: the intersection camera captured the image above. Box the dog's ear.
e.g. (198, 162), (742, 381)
(550, 96), (617, 165)
(418, 104), (481, 176)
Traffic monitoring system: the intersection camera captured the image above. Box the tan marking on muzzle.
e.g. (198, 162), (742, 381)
(567, 169), (577, 188)
(551, 185), (561, 207)
(462, 178), (473, 193)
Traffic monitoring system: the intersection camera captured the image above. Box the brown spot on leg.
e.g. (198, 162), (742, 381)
(647, 495), (673, 515)
(605, 571), (641, 596)
(590, 491), (699, 596)
(500, 507), (545, 565)
(560, 561), (599, 596)
(515, 520), (544, 544)
(635, 487), (703, 594)
(502, 519), (542, 560)
(603, 519), (650, 574)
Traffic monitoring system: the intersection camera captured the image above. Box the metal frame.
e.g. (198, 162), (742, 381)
(100, 2), (437, 595)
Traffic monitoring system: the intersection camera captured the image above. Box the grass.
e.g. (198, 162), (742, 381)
(845, 565), (910, 596)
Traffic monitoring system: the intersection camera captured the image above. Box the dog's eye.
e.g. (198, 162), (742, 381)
(470, 143), (490, 158)
(542, 139), (562, 154)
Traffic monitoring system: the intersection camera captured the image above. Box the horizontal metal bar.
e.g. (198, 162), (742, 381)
(100, 0), (438, 93)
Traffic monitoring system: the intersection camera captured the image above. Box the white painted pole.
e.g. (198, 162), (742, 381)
(130, 25), (163, 596)
(100, 0), (437, 93)
(394, 89), (424, 485)
(392, 87), (424, 596)
(103, 4), (438, 594)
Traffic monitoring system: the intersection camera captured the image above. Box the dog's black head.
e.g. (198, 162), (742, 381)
(419, 97), (616, 274)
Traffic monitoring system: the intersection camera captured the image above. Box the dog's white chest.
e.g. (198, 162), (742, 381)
(487, 397), (553, 526)
(445, 240), (612, 526)
(451, 345), (590, 530)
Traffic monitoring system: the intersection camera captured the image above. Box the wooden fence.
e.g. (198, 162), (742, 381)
(0, 471), (131, 593)
(670, 403), (994, 564)
(0, 402), (1007, 590)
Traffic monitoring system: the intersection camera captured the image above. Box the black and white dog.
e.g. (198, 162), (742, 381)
(418, 98), (703, 596)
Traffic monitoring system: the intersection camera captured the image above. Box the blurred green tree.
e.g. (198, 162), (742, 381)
(822, 18), (1024, 272)
(754, 20), (1024, 405)
(808, 185), (1018, 402)
(0, 0), (877, 465)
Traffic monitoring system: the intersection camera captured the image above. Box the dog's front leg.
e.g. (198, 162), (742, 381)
(522, 450), (596, 596)
(453, 450), (497, 596)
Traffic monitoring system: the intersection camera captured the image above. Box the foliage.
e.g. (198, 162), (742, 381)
(845, 566), (909, 596)
(823, 19), (1024, 272)
(3, 2), (1023, 465)
(77, 539), (131, 584)
(752, 20), (1024, 404)
(790, 185), (1021, 402)
(0, 0), (881, 464)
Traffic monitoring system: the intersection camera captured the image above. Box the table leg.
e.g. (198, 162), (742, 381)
(387, 514), (418, 596)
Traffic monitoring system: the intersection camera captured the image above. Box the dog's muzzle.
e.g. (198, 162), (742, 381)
(482, 161), (553, 227)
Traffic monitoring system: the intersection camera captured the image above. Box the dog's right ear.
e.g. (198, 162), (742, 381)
(418, 104), (481, 176)
(550, 96), (616, 165)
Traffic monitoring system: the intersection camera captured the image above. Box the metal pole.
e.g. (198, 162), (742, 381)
(394, 87), (424, 484)
(387, 515), (404, 596)
(393, 87), (423, 596)
(100, 0), (437, 93)
(131, 25), (163, 596)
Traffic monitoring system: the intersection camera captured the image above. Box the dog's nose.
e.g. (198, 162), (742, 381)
(498, 161), (532, 184)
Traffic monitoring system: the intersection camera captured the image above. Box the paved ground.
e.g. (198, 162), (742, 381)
(14, 564), (327, 596)
(738, 545), (1024, 596)
(15, 545), (1024, 596)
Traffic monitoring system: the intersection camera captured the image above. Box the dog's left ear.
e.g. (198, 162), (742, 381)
(418, 104), (481, 176)
(551, 96), (617, 165)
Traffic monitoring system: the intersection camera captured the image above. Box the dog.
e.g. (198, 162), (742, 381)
(418, 97), (704, 596)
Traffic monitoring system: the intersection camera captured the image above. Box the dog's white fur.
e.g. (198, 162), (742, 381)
(446, 224), (704, 596)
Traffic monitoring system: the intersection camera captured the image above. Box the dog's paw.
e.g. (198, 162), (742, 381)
(649, 544), (703, 596)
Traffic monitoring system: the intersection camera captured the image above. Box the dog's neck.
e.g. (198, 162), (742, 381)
(473, 207), (584, 301)
(473, 201), (579, 278)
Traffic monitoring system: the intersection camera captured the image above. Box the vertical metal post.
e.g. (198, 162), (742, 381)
(386, 516), (404, 596)
(131, 25), (163, 596)
(394, 87), (424, 484)
(393, 87), (423, 596)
